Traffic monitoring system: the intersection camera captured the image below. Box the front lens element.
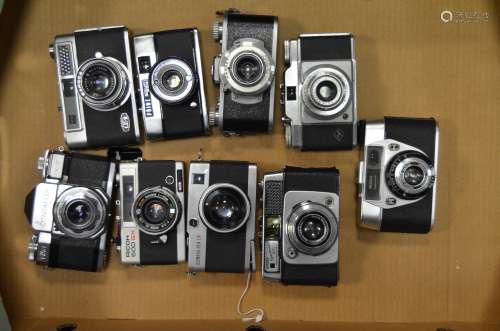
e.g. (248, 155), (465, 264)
(81, 64), (117, 100)
(316, 80), (338, 103)
(296, 212), (330, 247)
(162, 70), (184, 92)
(403, 165), (425, 186)
(201, 186), (249, 232)
(66, 200), (92, 226)
(234, 54), (263, 85)
(142, 199), (169, 225)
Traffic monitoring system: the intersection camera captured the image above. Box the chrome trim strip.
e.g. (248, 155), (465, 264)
(430, 122), (440, 229)
(193, 29), (209, 133)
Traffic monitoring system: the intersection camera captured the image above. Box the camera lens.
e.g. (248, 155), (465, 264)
(233, 54), (263, 85)
(403, 165), (425, 186)
(316, 80), (338, 103)
(54, 187), (107, 239)
(386, 151), (435, 199)
(150, 59), (195, 104)
(300, 215), (326, 241)
(133, 187), (181, 235)
(203, 187), (248, 231)
(81, 63), (117, 100)
(76, 57), (131, 111)
(302, 66), (351, 117)
(142, 199), (169, 225)
(161, 70), (184, 92)
(66, 200), (92, 226)
(296, 212), (330, 247)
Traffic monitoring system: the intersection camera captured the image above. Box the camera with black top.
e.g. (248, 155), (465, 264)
(115, 154), (185, 265)
(210, 9), (278, 134)
(24, 149), (116, 271)
(134, 28), (209, 139)
(187, 160), (257, 273)
(282, 33), (357, 150)
(262, 166), (340, 286)
(49, 26), (141, 149)
(358, 117), (439, 233)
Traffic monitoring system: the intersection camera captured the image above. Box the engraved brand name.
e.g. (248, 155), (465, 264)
(125, 231), (137, 258)
(36, 187), (53, 230)
(120, 113), (131, 132)
(195, 234), (202, 266)
(142, 80), (153, 117)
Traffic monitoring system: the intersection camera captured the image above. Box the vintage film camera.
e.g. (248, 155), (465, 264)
(134, 28), (209, 139)
(49, 26), (141, 149)
(187, 160), (257, 273)
(358, 117), (439, 233)
(282, 33), (357, 150)
(210, 9), (278, 134)
(115, 152), (185, 265)
(262, 167), (340, 286)
(24, 149), (116, 271)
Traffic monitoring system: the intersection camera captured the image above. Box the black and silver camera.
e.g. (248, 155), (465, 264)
(187, 160), (257, 273)
(358, 117), (439, 233)
(262, 167), (340, 286)
(210, 9), (278, 134)
(282, 33), (357, 150)
(134, 28), (209, 139)
(49, 26), (141, 149)
(115, 156), (185, 265)
(24, 149), (116, 271)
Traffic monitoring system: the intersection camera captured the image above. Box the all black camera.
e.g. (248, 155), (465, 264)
(49, 26), (141, 149)
(134, 28), (209, 139)
(210, 9), (278, 135)
(358, 117), (439, 233)
(262, 167), (340, 286)
(25, 149), (116, 271)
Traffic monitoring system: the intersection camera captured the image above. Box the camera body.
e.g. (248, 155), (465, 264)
(210, 10), (278, 134)
(358, 117), (439, 233)
(262, 167), (340, 286)
(24, 149), (116, 271)
(282, 33), (357, 150)
(187, 160), (257, 273)
(134, 28), (209, 139)
(116, 158), (185, 265)
(50, 26), (141, 149)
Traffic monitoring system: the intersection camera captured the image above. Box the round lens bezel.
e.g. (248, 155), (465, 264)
(76, 57), (131, 111)
(231, 52), (265, 87)
(198, 183), (250, 234)
(220, 38), (275, 96)
(295, 212), (331, 247)
(386, 151), (435, 199)
(150, 58), (195, 104)
(53, 186), (107, 239)
(302, 66), (351, 118)
(286, 201), (338, 256)
(132, 186), (181, 235)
